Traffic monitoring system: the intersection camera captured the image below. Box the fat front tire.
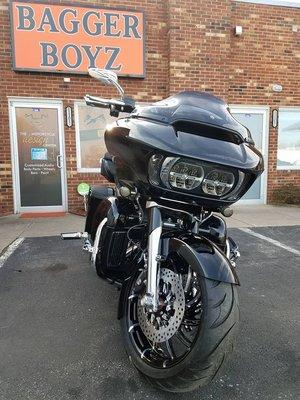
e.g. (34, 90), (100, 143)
(120, 272), (239, 393)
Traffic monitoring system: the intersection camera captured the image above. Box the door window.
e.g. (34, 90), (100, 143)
(231, 110), (267, 202)
(11, 103), (66, 211)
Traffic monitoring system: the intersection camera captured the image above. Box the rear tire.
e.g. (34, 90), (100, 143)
(120, 271), (239, 393)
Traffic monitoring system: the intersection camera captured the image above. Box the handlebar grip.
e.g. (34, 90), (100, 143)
(85, 94), (135, 114)
(84, 95), (110, 109)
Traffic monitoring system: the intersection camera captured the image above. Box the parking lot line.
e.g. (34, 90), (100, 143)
(239, 228), (300, 256)
(0, 237), (24, 268)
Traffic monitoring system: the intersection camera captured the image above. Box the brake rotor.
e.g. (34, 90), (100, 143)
(137, 268), (185, 343)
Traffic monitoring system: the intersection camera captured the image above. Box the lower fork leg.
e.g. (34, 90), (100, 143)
(142, 204), (162, 312)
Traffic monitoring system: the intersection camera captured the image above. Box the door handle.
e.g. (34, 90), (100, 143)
(56, 155), (63, 169)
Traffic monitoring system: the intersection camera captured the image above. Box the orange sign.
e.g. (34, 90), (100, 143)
(10, 1), (145, 77)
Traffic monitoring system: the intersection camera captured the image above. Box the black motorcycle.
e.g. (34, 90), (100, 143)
(62, 69), (263, 392)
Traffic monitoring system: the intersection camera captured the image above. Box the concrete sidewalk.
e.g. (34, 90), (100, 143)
(229, 204), (300, 228)
(0, 213), (85, 254)
(0, 205), (299, 253)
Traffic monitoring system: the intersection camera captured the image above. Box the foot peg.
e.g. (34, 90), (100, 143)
(82, 239), (93, 253)
(61, 232), (88, 240)
(61, 232), (93, 253)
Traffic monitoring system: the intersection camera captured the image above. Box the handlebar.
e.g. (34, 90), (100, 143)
(84, 94), (135, 116)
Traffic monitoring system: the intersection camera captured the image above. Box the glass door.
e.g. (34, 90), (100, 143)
(230, 107), (269, 204)
(10, 100), (67, 213)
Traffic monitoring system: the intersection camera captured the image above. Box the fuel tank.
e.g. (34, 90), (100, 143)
(104, 92), (263, 210)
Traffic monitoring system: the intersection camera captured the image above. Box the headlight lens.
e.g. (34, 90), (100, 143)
(202, 170), (234, 196)
(161, 157), (204, 191)
(148, 155), (244, 199)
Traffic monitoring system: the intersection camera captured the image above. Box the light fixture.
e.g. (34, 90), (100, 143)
(65, 106), (73, 127)
(272, 84), (283, 93)
(272, 109), (278, 128)
(235, 26), (243, 36)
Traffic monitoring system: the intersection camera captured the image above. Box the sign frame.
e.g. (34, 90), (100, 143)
(9, 0), (146, 78)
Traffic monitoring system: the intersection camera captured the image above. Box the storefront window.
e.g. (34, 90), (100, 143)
(277, 109), (300, 170)
(74, 102), (117, 172)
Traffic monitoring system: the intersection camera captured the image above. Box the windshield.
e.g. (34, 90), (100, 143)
(132, 91), (251, 140)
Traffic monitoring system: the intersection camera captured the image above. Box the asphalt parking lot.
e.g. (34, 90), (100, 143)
(0, 226), (299, 400)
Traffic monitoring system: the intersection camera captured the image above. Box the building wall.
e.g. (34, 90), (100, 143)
(229, 1), (300, 202)
(0, 0), (299, 214)
(167, 0), (232, 96)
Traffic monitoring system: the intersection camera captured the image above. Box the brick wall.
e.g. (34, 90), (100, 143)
(167, 0), (232, 96)
(229, 1), (300, 202)
(0, 0), (299, 214)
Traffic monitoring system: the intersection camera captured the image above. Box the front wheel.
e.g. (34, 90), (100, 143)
(120, 261), (239, 393)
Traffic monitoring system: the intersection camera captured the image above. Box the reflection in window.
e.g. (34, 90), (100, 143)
(75, 102), (117, 172)
(277, 109), (300, 170)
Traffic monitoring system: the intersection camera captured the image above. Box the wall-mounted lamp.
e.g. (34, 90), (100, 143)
(65, 106), (73, 127)
(272, 84), (283, 93)
(235, 26), (243, 36)
(272, 109), (278, 128)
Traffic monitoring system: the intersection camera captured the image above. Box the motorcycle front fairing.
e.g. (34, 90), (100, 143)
(105, 119), (263, 211)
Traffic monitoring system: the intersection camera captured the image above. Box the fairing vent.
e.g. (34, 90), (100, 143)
(173, 120), (244, 145)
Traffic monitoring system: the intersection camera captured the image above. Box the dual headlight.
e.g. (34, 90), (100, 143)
(148, 155), (244, 199)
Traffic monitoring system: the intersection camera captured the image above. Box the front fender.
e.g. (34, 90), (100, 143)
(118, 233), (239, 319)
(164, 234), (239, 285)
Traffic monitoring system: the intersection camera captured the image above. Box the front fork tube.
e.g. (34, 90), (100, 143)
(143, 205), (162, 312)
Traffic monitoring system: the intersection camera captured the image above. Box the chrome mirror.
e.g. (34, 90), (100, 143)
(88, 68), (124, 99)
